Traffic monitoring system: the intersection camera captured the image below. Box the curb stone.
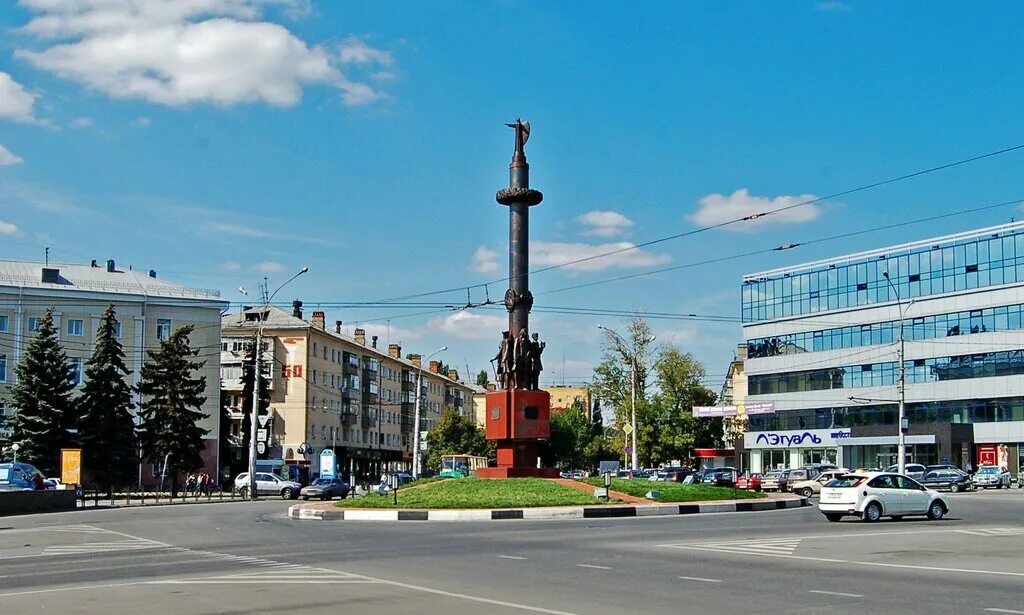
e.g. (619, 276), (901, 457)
(287, 496), (809, 522)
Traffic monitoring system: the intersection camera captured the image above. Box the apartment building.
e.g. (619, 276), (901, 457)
(221, 303), (476, 482)
(546, 385), (592, 415)
(741, 222), (1024, 474)
(0, 259), (227, 479)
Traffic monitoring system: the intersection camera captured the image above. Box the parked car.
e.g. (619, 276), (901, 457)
(300, 477), (350, 500)
(43, 478), (64, 490)
(234, 472), (302, 499)
(0, 462), (44, 491)
(883, 463), (927, 480)
(819, 472), (949, 522)
(747, 473), (762, 492)
(919, 469), (974, 493)
(699, 467), (737, 484)
(790, 469), (850, 498)
(760, 470), (786, 492)
(925, 464), (961, 473)
(973, 465), (1012, 489)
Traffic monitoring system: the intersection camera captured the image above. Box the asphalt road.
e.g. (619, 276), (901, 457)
(2, 489), (1024, 614)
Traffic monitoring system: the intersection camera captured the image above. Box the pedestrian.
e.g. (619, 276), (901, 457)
(965, 461), (974, 476)
(33, 472), (45, 491)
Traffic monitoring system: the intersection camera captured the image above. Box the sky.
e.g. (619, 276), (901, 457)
(2, 1), (1024, 395)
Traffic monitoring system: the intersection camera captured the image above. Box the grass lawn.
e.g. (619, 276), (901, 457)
(585, 478), (764, 502)
(337, 478), (610, 509)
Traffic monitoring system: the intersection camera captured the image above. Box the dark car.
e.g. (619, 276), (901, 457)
(919, 469), (973, 493)
(658, 467), (692, 482)
(300, 478), (350, 501)
(707, 468), (738, 488)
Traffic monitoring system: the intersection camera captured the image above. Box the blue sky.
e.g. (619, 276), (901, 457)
(2, 1), (1024, 393)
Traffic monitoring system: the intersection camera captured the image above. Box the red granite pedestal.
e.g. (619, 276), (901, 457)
(476, 388), (561, 479)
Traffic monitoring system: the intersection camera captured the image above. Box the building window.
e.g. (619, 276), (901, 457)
(112, 322), (121, 338)
(312, 342), (318, 357)
(0, 353), (6, 384)
(156, 318), (172, 341)
(27, 317), (41, 332)
(0, 315), (8, 332)
(69, 357), (84, 386)
(311, 424), (317, 439)
(67, 319), (84, 337)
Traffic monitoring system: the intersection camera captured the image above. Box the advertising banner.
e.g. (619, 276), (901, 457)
(60, 448), (82, 485)
(692, 402), (775, 418)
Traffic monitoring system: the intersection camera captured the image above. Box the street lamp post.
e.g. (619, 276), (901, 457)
(241, 266), (308, 500)
(10, 443), (19, 463)
(597, 325), (652, 473)
(412, 346), (447, 478)
(882, 272), (915, 475)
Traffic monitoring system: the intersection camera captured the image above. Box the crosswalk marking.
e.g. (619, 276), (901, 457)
(956, 527), (1024, 537)
(663, 538), (802, 557)
(43, 538), (168, 556)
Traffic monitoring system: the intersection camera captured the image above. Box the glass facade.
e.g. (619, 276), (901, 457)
(748, 397), (1024, 432)
(742, 225), (1024, 323)
(747, 303), (1024, 358)
(748, 349), (1024, 395)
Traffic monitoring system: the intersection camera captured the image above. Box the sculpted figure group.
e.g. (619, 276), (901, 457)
(491, 329), (545, 390)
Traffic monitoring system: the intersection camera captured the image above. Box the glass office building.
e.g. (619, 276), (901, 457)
(740, 222), (1024, 474)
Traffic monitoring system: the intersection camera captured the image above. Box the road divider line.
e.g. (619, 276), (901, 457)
(497, 555), (527, 560)
(576, 564), (611, 570)
(985, 609), (1024, 614)
(809, 590), (863, 598)
(678, 576), (722, 583)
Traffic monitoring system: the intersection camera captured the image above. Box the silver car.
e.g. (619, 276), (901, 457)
(234, 472), (302, 499)
(973, 466), (1012, 489)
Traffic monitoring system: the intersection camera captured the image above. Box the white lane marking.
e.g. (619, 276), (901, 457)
(497, 555), (527, 560)
(0, 581), (147, 598)
(678, 576), (722, 583)
(957, 528), (1024, 536)
(674, 538), (801, 556)
(661, 544), (1024, 578)
(985, 609), (1024, 615)
(809, 590), (863, 598)
(656, 526), (975, 550)
(576, 564), (611, 570)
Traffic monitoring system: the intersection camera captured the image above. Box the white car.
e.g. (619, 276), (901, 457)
(818, 472), (949, 523)
(973, 465), (1012, 489)
(790, 469), (850, 498)
(234, 472), (302, 499)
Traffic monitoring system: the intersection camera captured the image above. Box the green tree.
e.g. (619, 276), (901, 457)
(78, 306), (137, 489)
(238, 337), (269, 465)
(8, 308), (77, 476)
(645, 347), (720, 465)
(592, 316), (656, 466)
(476, 370), (490, 387)
(542, 406), (594, 470)
(138, 325), (209, 493)
(425, 408), (489, 470)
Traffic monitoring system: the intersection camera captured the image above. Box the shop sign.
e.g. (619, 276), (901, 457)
(744, 428), (852, 449)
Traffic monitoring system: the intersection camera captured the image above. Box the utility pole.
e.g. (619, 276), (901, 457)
(412, 346), (447, 478)
(597, 325), (651, 473)
(241, 267), (308, 500)
(883, 272), (912, 475)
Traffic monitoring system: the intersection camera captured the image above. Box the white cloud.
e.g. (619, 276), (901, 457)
(816, 1), (851, 12)
(689, 188), (822, 231)
(254, 261), (284, 273)
(531, 241), (671, 272)
(0, 71), (38, 123)
(69, 116), (94, 128)
(354, 322), (423, 344)
(133, 116), (151, 127)
(338, 36), (395, 67)
(576, 210), (634, 237)
(221, 261), (241, 271)
(0, 219), (19, 235)
(428, 311), (508, 341)
(468, 246), (499, 273)
(15, 1), (393, 108)
(0, 145), (24, 166)
(204, 220), (330, 246)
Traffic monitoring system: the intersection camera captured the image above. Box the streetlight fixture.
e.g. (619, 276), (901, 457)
(241, 266), (309, 500)
(882, 271), (916, 475)
(412, 346), (446, 478)
(598, 325), (653, 472)
(10, 443), (19, 463)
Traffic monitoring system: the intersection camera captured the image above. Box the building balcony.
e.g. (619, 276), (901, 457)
(340, 410), (358, 427)
(362, 390), (379, 405)
(343, 362), (360, 376)
(361, 409), (374, 427)
(341, 386), (359, 401)
(401, 380), (415, 392)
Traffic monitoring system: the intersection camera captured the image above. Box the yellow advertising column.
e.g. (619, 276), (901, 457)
(61, 448), (82, 486)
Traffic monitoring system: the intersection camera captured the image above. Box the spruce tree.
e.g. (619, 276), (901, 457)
(238, 336), (270, 465)
(9, 308), (77, 476)
(138, 325), (209, 492)
(78, 306), (137, 489)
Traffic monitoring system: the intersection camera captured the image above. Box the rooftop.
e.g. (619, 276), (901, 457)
(743, 220), (1024, 282)
(0, 259), (223, 302)
(222, 306), (474, 388)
